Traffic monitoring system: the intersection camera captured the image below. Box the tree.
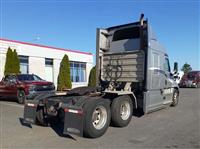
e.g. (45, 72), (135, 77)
(12, 49), (20, 74)
(4, 47), (13, 75)
(88, 66), (96, 87)
(4, 47), (21, 75)
(57, 54), (72, 91)
(181, 63), (192, 74)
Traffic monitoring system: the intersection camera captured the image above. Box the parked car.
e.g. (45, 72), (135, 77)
(179, 71), (200, 88)
(0, 74), (55, 104)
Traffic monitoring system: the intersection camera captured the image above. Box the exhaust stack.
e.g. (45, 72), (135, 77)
(140, 13), (144, 26)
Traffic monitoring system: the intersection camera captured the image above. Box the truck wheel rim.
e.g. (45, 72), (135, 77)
(120, 101), (131, 120)
(92, 106), (107, 130)
(173, 92), (178, 104)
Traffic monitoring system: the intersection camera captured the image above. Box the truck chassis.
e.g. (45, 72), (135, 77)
(23, 87), (136, 138)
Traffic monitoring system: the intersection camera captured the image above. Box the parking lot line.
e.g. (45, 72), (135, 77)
(0, 102), (24, 108)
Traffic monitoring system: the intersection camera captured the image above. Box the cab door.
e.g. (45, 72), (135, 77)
(163, 57), (174, 104)
(144, 50), (165, 113)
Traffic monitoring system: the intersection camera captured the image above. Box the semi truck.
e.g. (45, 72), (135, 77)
(23, 14), (179, 138)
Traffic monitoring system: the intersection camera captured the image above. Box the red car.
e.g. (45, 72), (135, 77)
(0, 74), (55, 104)
(179, 71), (200, 88)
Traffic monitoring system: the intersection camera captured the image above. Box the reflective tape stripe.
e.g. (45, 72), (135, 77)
(27, 103), (36, 107)
(64, 108), (83, 115)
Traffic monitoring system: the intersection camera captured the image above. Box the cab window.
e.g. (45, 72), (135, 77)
(164, 58), (171, 72)
(112, 27), (140, 41)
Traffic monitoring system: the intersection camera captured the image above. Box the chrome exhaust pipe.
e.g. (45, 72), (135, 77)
(140, 13), (144, 26)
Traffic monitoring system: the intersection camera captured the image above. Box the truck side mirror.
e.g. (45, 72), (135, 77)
(173, 62), (178, 74)
(170, 72), (174, 78)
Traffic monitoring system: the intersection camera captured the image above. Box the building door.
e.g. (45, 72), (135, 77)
(45, 58), (53, 82)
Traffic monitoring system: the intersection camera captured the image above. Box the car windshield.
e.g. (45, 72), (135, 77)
(17, 74), (42, 81)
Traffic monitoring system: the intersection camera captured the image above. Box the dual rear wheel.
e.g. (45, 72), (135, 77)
(83, 98), (111, 138)
(35, 95), (134, 138)
(111, 95), (133, 127)
(83, 95), (133, 138)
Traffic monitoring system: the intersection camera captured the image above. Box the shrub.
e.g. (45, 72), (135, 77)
(57, 54), (72, 91)
(12, 49), (20, 74)
(4, 47), (20, 75)
(88, 66), (96, 87)
(4, 47), (13, 75)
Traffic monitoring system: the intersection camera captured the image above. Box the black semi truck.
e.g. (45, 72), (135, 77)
(23, 14), (179, 138)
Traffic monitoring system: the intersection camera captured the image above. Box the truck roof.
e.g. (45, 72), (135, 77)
(106, 20), (167, 55)
(106, 21), (146, 31)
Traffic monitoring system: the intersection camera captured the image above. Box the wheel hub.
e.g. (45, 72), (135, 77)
(173, 92), (178, 103)
(120, 101), (131, 120)
(92, 106), (107, 130)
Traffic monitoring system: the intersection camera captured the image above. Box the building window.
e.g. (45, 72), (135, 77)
(45, 58), (53, 66)
(45, 58), (54, 82)
(19, 55), (29, 74)
(70, 61), (86, 82)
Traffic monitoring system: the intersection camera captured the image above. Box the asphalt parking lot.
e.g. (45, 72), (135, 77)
(0, 88), (199, 149)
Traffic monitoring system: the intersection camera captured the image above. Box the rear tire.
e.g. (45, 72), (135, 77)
(83, 99), (111, 138)
(17, 90), (26, 104)
(171, 89), (179, 107)
(111, 95), (133, 127)
(36, 107), (48, 126)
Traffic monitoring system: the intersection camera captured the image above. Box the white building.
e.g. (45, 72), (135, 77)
(0, 38), (94, 88)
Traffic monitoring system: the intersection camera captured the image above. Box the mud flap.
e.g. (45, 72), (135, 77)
(63, 107), (84, 137)
(23, 101), (38, 124)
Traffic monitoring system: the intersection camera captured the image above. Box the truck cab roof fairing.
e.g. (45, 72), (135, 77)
(147, 24), (167, 53)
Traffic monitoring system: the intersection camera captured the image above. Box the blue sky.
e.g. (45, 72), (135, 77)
(0, 0), (199, 70)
